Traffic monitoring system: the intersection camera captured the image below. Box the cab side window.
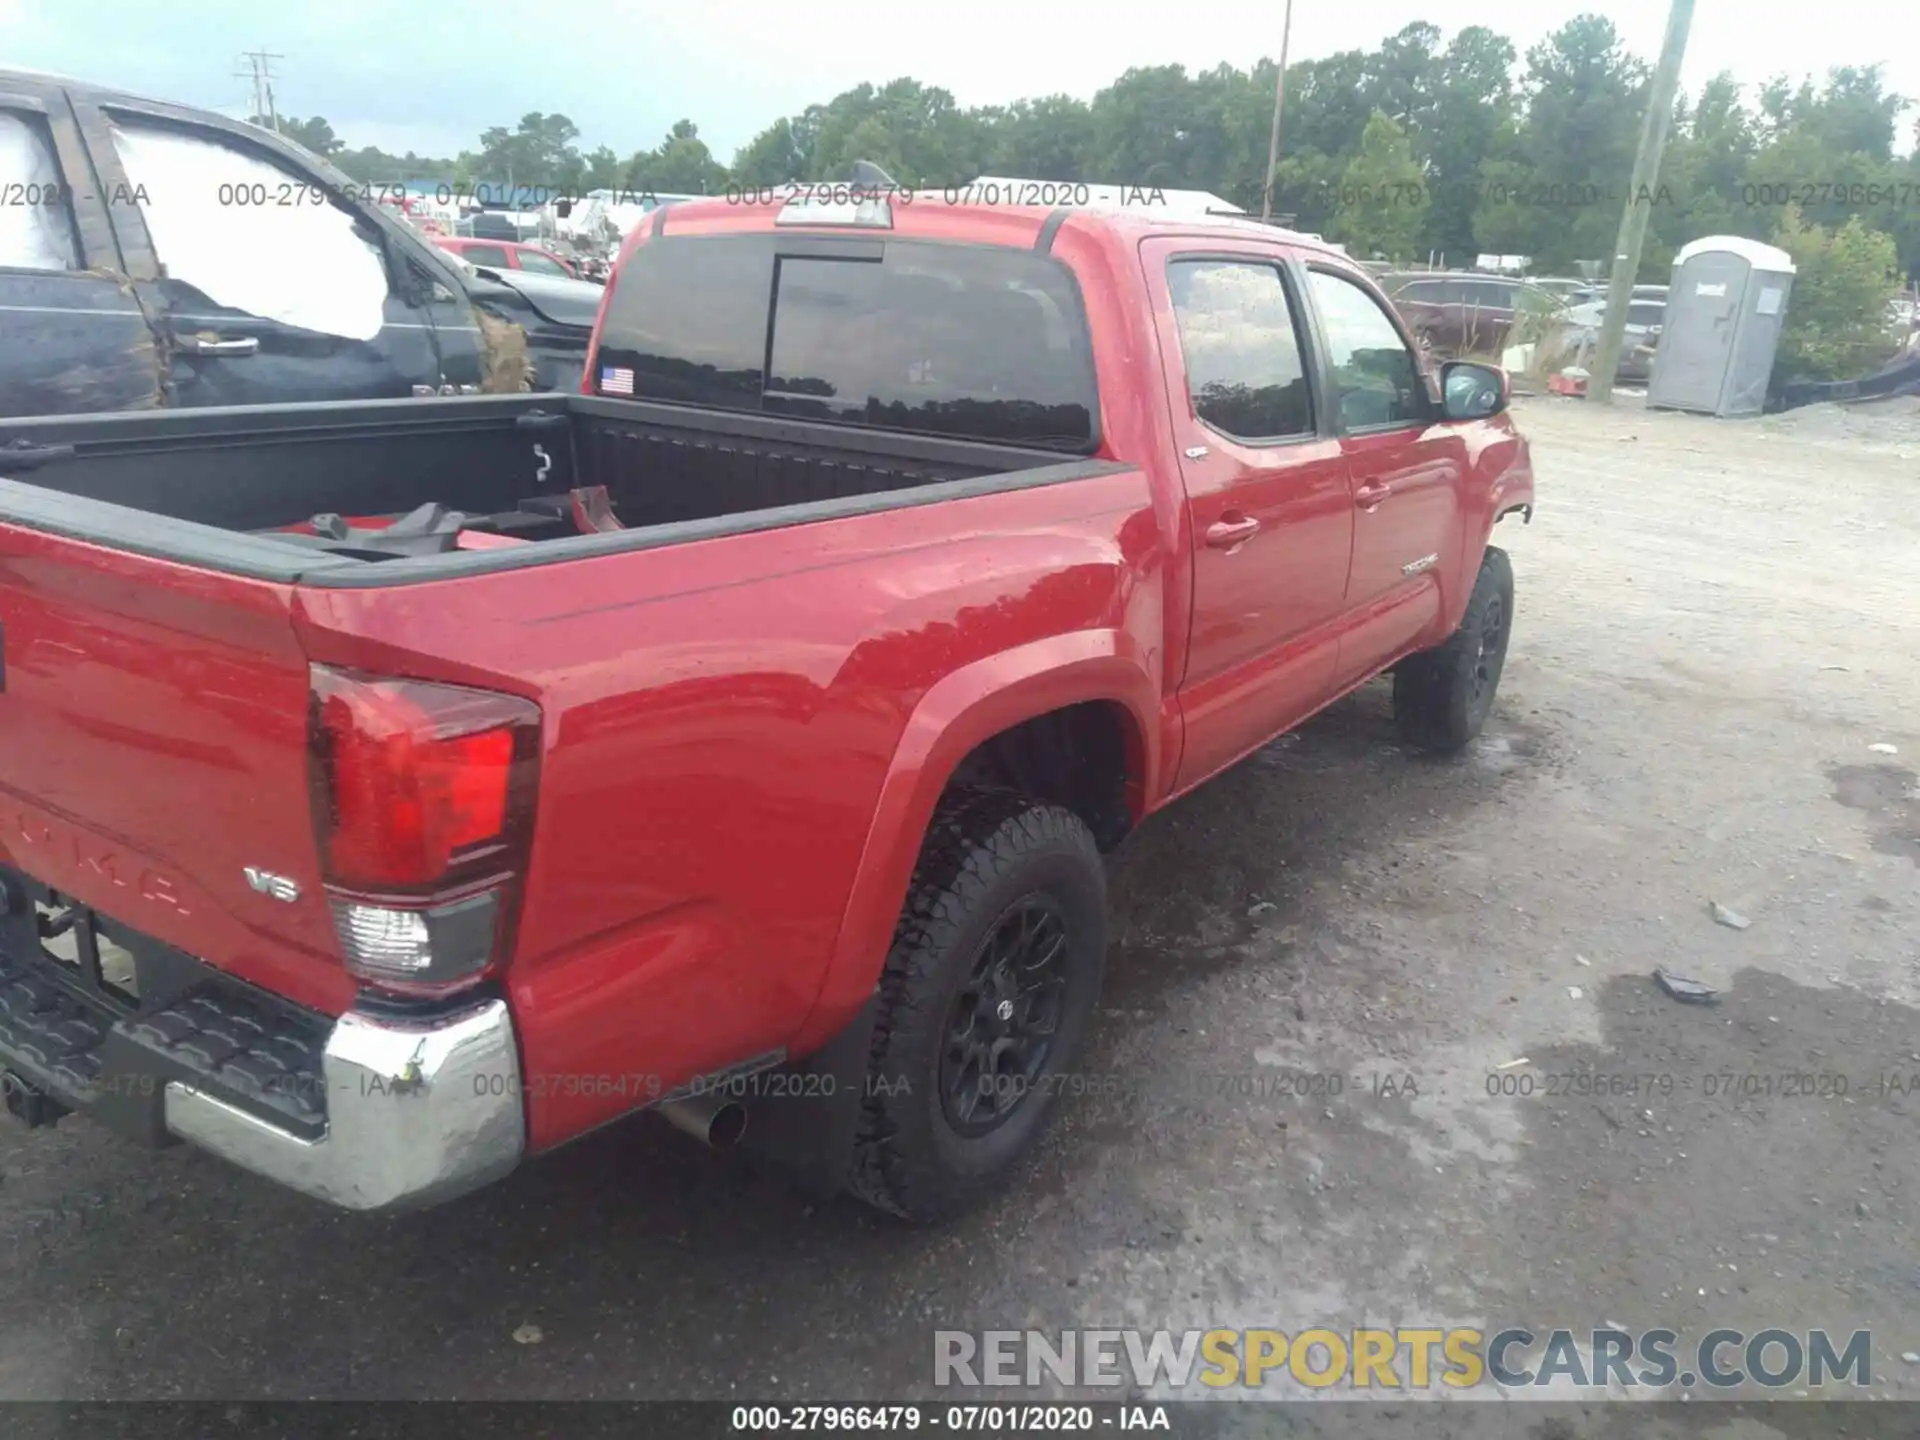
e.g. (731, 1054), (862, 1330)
(1166, 259), (1314, 441)
(1307, 269), (1428, 431)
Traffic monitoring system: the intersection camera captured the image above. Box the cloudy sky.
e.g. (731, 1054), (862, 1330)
(4, 0), (1914, 163)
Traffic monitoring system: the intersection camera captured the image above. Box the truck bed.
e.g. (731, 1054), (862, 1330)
(0, 394), (1109, 583)
(0, 386), (1149, 1164)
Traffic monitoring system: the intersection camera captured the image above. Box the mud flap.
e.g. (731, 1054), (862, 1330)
(735, 994), (881, 1201)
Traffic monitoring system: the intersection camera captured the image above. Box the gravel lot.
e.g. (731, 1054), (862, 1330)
(2, 395), (1916, 1426)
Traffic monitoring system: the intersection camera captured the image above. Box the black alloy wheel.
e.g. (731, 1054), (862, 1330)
(938, 895), (1069, 1136)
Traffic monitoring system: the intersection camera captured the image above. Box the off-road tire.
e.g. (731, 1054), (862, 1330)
(849, 787), (1106, 1223)
(1393, 545), (1514, 754)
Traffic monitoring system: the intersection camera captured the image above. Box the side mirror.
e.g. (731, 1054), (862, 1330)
(1441, 360), (1509, 421)
(555, 199), (573, 219)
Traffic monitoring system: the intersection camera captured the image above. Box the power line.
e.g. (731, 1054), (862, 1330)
(234, 48), (284, 130)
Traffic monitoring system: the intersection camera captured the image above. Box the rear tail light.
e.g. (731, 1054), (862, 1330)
(308, 666), (540, 995)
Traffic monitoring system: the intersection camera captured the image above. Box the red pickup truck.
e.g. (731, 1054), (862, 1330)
(0, 190), (1533, 1220)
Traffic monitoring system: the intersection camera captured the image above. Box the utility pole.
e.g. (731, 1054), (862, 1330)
(1587, 0), (1693, 404)
(234, 49), (284, 131)
(1260, 0), (1296, 221)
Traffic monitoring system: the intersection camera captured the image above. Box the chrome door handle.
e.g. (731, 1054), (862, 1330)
(175, 334), (260, 356)
(1354, 481), (1393, 509)
(1205, 515), (1261, 548)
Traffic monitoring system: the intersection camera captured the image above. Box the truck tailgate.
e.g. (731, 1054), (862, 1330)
(0, 522), (353, 1017)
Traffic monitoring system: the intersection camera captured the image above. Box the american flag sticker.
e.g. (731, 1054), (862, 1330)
(600, 365), (635, 396)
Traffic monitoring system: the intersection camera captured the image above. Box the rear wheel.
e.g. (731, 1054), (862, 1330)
(1393, 546), (1514, 754)
(850, 788), (1106, 1223)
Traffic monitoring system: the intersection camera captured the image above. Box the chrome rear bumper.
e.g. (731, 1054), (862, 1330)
(164, 998), (524, 1212)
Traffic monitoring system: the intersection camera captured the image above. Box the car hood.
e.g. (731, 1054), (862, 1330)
(467, 268), (603, 330)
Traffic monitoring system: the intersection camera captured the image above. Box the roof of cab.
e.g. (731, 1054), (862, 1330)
(651, 192), (1350, 263)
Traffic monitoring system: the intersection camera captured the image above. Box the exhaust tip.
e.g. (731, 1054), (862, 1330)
(657, 1093), (749, 1150)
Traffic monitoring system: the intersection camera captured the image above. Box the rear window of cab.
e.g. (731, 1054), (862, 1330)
(593, 234), (1101, 452)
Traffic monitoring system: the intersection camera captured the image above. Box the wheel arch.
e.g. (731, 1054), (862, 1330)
(786, 629), (1156, 1055)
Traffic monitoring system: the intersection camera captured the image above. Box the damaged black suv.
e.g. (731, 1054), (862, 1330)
(0, 68), (594, 416)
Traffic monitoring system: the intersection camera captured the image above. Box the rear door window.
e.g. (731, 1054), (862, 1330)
(105, 115), (391, 340)
(1165, 259), (1314, 441)
(0, 110), (80, 271)
(1466, 280), (1516, 309)
(594, 234), (1100, 450)
(515, 249), (572, 276)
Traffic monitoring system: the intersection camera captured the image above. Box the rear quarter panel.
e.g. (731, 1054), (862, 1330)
(292, 466), (1161, 1149)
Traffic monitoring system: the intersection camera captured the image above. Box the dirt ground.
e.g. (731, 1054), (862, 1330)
(1, 395), (1916, 1429)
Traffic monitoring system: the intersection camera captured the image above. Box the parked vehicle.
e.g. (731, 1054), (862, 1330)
(429, 246), (604, 393)
(0, 190), (1533, 1220)
(1527, 277), (1590, 302)
(0, 70), (596, 416)
(461, 209), (522, 242)
(1382, 272), (1561, 358)
(434, 237), (580, 279)
(1563, 296), (1667, 384)
(453, 263), (600, 393)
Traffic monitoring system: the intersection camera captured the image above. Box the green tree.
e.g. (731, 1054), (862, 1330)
(332, 144), (456, 184)
(1473, 14), (1648, 271)
(1648, 73), (1763, 271)
(298, 27), (1920, 283)
(797, 79), (989, 185)
(1423, 27), (1519, 264)
(251, 114), (342, 158)
(1798, 66), (1907, 160)
(581, 146), (622, 192)
(1885, 150), (1920, 281)
(476, 112), (583, 190)
(983, 96), (1095, 181)
(1742, 67), (1916, 277)
(1772, 208), (1902, 381)
(1330, 112), (1429, 261)
(1282, 50), (1374, 160)
(626, 120), (728, 194)
(1269, 148), (1345, 232)
(731, 117), (807, 186)
(1089, 65), (1207, 188)
(1363, 22), (1443, 132)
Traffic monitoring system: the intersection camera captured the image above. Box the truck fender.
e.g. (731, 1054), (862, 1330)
(1444, 435), (1535, 638)
(786, 629), (1158, 1055)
